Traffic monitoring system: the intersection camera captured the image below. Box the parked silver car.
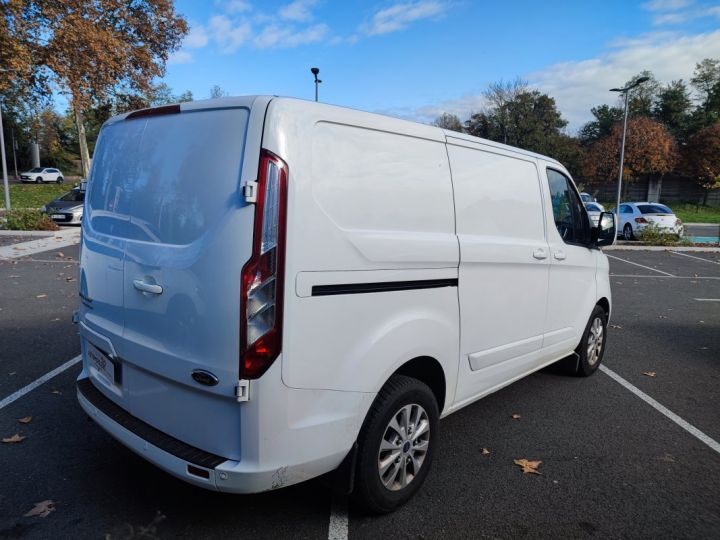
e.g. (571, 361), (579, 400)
(584, 202), (604, 227)
(42, 187), (84, 225)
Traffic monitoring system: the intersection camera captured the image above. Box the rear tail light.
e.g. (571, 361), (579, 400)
(239, 150), (288, 379)
(635, 217), (648, 224)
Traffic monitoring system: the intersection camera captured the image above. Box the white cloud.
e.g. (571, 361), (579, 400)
(641, 0), (693, 12)
(408, 30), (720, 132)
(361, 1), (448, 36)
(184, 24), (209, 48)
(168, 50), (194, 64)
(209, 15), (252, 53)
(279, 0), (318, 22)
(254, 23), (328, 48)
(224, 0), (253, 14)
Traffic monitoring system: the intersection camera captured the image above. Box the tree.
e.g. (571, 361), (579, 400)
(578, 104), (623, 145)
(653, 80), (692, 142)
(690, 59), (720, 105)
(432, 113), (463, 132)
(625, 71), (661, 118)
(210, 85), (228, 99)
(681, 123), (720, 198)
(583, 117), (677, 193)
(7, 1), (189, 177)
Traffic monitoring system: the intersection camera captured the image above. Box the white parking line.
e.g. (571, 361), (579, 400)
(600, 365), (720, 455)
(694, 298), (720, 302)
(610, 274), (720, 280)
(0, 355), (81, 410)
(605, 254), (675, 277)
(670, 251), (720, 265)
(328, 494), (349, 540)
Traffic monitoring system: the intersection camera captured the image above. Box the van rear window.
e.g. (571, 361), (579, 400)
(88, 108), (249, 244)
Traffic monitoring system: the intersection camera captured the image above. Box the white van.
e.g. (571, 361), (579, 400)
(76, 96), (616, 513)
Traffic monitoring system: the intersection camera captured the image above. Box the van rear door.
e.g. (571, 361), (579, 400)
(85, 102), (257, 459)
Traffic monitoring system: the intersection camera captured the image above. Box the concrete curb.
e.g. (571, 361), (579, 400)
(604, 244), (720, 252)
(0, 227), (81, 259)
(0, 230), (55, 237)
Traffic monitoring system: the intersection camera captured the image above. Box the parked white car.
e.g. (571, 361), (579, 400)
(20, 167), (65, 184)
(76, 96), (615, 513)
(584, 202), (604, 227)
(615, 202), (683, 240)
(580, 192), (604, 211)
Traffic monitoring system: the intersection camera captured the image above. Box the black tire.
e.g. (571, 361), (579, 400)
(574, 305), (608, 377)
(353, 374), (439, 514)
(623, 223), (634, 241)
(56, 177), (64, 184)
(35, 176), (42, 184)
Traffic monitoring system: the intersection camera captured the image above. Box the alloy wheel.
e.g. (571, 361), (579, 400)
(377, 403), (430, 491)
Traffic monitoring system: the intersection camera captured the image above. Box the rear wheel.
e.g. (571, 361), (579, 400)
(623, 224), (634, 241)
(575, 305), (608, 377)
(353, 374), (438, 514)
(56, 177), (64, 184)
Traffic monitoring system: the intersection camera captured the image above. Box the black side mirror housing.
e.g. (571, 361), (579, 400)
(591, 212), (616, 247)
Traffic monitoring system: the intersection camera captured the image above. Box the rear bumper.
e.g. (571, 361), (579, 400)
(77, 376), (352, 493)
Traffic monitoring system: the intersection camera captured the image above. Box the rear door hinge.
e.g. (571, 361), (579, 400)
(235, 380), (250, 402)
(243, 181), (258, 203)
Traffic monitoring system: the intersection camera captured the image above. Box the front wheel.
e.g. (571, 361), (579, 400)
(575, 305), (608, 377)
(35, 176), (43, 184)
(353, 374), (439, 514)
(623, 224), (634, 241)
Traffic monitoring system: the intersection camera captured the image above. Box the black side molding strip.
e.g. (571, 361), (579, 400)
(312, 278), (458, 297)
(77, 378), (226, 469)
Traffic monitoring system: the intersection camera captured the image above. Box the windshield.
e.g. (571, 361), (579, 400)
(29, 167), (44, 173)
(58, 189), (85, 202)
(88, 107), (249, 244)
(638, 204), (672, 214)
(580, 193), (592, 203)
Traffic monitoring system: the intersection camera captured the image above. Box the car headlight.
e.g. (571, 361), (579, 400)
(40, 205), (47, 213)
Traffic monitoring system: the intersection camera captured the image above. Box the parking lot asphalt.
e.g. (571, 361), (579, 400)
(1, 244), (719, 539)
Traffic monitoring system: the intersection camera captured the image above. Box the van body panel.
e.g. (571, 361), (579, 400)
(447, 141), (550, 403)
(261, 99), (459, 395)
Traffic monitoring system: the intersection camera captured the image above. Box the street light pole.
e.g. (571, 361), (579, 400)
(0, 98), (10, 210)
(610, 76), (650, 215)
(310, 67), (322, 102)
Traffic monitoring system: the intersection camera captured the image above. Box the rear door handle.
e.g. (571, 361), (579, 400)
(133, 279), (163, 295)
(532, 248), (548, 260)
(553, 250), (567, 261)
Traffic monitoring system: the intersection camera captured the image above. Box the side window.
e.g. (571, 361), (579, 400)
(621, 205), (633, 214)
(546, 169), (589, 245)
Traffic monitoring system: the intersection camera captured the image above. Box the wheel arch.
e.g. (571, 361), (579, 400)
(391, 356), (447, 414)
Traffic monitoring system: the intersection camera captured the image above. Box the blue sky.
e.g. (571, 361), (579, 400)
(165, 0), (720, 132)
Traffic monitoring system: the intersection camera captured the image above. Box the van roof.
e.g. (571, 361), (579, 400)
(104, 95), (563, 167)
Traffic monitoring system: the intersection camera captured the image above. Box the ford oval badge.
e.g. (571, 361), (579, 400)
(192, 370), (219, 386)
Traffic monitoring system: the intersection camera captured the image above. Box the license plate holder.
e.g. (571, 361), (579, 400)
(51, 214), (64, 220)
(87, 343), (120, 386)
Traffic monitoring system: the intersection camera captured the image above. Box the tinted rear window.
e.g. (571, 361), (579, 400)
(59, 190), (84, 202)
(638, 204), (671, 214)
(88, 108), (249, 244)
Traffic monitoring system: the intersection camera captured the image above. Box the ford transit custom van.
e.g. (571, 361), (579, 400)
(76, 96), (615, 512)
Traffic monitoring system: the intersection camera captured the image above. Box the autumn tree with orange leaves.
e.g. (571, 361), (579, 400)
(682, 123), (720, 201)
(2, 0), (188, 177)
(583, 117), (677, 196)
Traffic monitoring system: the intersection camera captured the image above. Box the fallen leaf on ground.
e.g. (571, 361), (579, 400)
(56, 252), (64, 258)
(9, 275), (21, 278)
(514, 459), (542, 475)
(65, 277), (76, 282)
(51, 390), (62, 395)
(9, 371), (16, 376)
(511, 413), (521, 420)
(24, 500), (55, 518)
(2, 433), (26, 443)
(17, 416), (32, 424)
(610, 324), (623, 329)
(658, 315), (667, 319)
(481, 448), (491, 455)
(35, 294), (47, 299)
(643, 371), (657, 377)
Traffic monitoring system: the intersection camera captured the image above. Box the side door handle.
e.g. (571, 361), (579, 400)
(133, 279), (163, 295)
(553, 250), (567, 261)
(532, 248), (548, 260)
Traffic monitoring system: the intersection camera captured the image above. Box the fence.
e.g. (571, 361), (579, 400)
(578, 175), (720, 206)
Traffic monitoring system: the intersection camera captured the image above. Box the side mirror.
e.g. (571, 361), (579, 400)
(591, 212), (615, 247)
